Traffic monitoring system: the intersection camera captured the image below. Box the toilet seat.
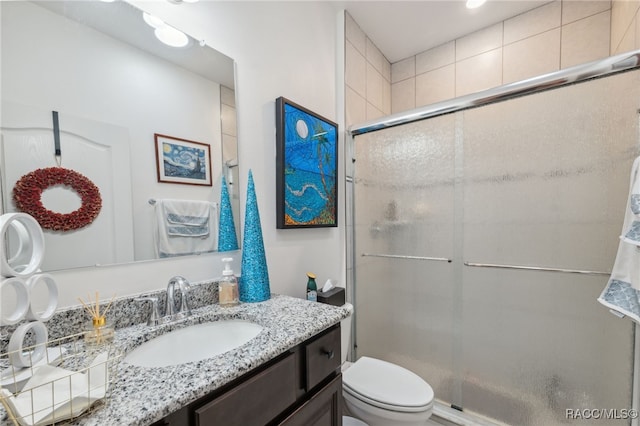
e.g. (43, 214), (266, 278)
(342, 357), (434, 413)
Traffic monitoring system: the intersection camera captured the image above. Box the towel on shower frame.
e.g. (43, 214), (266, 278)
(598, 156), (640, 323)
(153, 199), (218, 258)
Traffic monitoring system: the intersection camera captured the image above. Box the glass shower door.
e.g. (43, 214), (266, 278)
(352, 68), (640, 425)
(459, 70), (639, 425)
(353, 113), (459, 404)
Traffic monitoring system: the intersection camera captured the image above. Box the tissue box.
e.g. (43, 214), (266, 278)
(317, 287), (345, 307)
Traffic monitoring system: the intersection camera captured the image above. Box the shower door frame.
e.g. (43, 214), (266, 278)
(345, 49), (640, 425)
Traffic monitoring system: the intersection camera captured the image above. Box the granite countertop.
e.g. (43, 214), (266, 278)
(0, 295), (350, 426)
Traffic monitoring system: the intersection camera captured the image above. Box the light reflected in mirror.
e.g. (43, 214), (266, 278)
(0, 0), (240, 271)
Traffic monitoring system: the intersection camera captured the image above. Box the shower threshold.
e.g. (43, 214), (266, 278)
(432, 401), (505, 426)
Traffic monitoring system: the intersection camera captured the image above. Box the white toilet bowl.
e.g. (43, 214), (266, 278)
(340, 304), (434, 426)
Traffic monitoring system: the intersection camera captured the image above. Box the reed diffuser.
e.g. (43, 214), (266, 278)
(79, 292), (115, 346)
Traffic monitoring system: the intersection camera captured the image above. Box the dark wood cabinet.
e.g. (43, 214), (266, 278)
(279, 375), (342, 426)
(151, 324), (342, 426)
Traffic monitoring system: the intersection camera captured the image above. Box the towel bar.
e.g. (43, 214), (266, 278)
(463, 262), (610, 276)
(361, 253), (452, 262)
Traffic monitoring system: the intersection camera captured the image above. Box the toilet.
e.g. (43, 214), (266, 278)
(340, 304), (434, 426)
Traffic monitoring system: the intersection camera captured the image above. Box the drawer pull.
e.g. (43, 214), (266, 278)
(321, 348), (335, 359)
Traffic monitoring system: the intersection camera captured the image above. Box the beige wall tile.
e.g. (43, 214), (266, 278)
(561, 11), (611, 68)
(367, 38), (389, 80)
(346, 86), (366, 127)
(391, 78), (416, 114)
(562, 0), (610, 24)
(456, 23), (503, 61)
(346, 12), (366, 56)
(504, 29), (560, 84)
(382, 60), (391, 83)
(456, 48), (502, 97)
(415, 64), (455, 108)
(382, 81), (391, 115)
(613, 13), (637, 53)
(220, 86), (235, 107)
(391, 56), (416, 83)
(637, 13), (640, 49)
(221, 104), (237, 136)
(504, 1), (561, 44)
(366, 62), (384, 112)
(346, 41), (367, 98)
(222, 134), (237, 162)
(611, 0), (640, 52)
(416, 41), (455, 74)
(366, 102), (384, 121)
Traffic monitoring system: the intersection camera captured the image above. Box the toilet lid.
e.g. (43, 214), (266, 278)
(343, 357), (434, 412)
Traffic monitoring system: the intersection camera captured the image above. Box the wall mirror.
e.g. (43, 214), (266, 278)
(0, 0), (240, 272)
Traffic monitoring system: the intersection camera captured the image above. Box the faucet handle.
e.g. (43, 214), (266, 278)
(178, 279), (192, 317)
(135, 297), (161, 326)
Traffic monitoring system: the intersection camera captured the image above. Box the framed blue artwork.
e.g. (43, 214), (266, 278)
(276, 97), (338, 228)
(154, 133), (212, 186)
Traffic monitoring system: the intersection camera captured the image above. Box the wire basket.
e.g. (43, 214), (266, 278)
(0, 332), (121, 426)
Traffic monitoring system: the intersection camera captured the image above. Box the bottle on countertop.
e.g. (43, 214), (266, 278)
(306, 272), (317, 302)
(219, 257), (239, 307)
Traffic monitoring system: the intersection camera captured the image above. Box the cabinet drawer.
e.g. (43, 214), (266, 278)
(196, 352), (297, 426)
(306, 325), (340, 390)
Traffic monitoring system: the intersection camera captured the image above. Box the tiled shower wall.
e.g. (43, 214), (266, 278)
(345, 13), (392, 126)
(344, 0), (640, 122)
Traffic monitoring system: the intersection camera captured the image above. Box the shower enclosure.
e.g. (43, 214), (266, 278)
(348, 52), (640, 425)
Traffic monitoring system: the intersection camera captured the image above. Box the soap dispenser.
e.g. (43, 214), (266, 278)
(219, 257), (239, 307)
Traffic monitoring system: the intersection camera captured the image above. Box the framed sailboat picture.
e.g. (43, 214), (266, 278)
(275, 97), (338, 228)
(154, 133), (212, 186)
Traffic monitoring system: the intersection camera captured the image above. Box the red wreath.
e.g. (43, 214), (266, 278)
(13, 167), (102, 231)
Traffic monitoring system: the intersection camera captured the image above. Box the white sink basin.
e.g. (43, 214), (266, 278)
(124, 320), (263, 368)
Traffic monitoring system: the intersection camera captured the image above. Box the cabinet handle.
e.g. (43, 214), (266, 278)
(321, 348), (335, 359)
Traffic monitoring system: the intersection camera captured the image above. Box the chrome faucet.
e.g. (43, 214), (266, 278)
(166, 276), (192, 318)
(134, 297), (161, 326)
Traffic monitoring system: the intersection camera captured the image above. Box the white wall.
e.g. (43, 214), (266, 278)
(16, 1), (344, 308)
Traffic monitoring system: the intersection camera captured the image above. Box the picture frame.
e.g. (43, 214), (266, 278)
(275, 97), (338, 228)
(154, 133), (212, 186)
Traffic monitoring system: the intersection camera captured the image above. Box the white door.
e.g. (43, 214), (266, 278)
(1, 101), (134, 271)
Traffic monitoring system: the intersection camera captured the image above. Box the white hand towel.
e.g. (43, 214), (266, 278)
(0, 352), (109, 426)
(154, 199), (218, 258)
(598, 157), (640, 323)
(0, 347), (67, 393)
(613, 157), (640, 288)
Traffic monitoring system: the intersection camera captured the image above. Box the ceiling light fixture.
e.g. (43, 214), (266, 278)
(154, 25), (189, 48)
(142, 12), (164, 29)
(466, 0), (487, 9)
(142, 11), (190, 48)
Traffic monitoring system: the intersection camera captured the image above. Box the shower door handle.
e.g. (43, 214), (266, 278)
(464, 261), (610, 276)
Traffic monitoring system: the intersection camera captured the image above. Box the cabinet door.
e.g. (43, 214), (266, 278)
(306, 326), (341, 390)
(195, 352), (297, 426)
(279, 375), (343, 426)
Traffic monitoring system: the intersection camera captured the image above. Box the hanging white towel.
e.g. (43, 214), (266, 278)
(598, 156), (640, 322)
(153, 199), (218, 258)
(0, 352), (109, 426)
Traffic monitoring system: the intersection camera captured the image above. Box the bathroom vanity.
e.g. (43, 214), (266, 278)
(152, 324), (342, 425)
(0, 295), (349, 426)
